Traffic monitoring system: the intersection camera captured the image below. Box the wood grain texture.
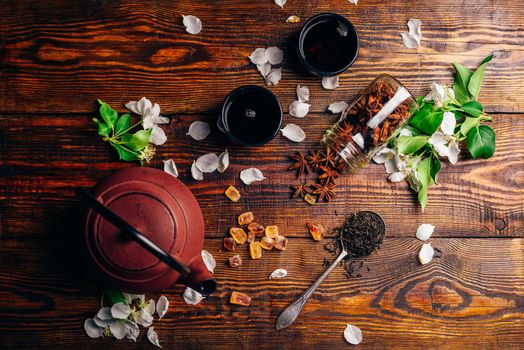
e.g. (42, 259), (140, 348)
(1, 0), (524, 114)
(0, 237), (523, 349)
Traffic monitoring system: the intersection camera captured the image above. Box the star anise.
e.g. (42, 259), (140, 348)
(306, 150), (323, 171)
(291, 181), (314, 198)
(320, 147), (336, 168)
(312, 182), (336, 202)
(318, 165), (338, 185)
(289, 152), (310, 177)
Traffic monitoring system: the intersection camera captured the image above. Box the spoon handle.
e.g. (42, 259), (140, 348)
(275, 250), (348, 330)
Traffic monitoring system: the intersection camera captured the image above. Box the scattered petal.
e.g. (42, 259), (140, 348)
(144, 299), (156, 315)
(400, 32), (420, 49)
(111, 302), (132, 320)
(401, 18), (422, 49)
(257, 63), (271, 77)
(84, 318), (104, 338)
(289, 100), (311, 118)
(147, 327), (162, 348)
(416, 224), (435, 241)
(124, 320), (139, 341)
(240, 168), (266, 185)
(344, 324), (363, 345)
(183, 287), (204, 305)
(191, 160), (204, 180)
(186, 121), (211, 141)
(352, 133), (365, 149)
(388, 171), (407, 182)
(217, 149), (230, 173)
(274, 0), (287, 8)
(110, 321), (127, 340)
(156, 296), (169, 319)
(296, 84), (310, 103)
(182, 15), (202, 35)
(328, 101), (349, 113)
(322, 76), (340, 90)
(265, 68), (282, 86)
(347, 0), (358, 4)
(281, 124), (306, 142)
(441, 111), (456, 135)
(163, 159), (178, 178)
(150, 125), (167, 145)
(196, 153), (219, 173)
(269, 268), (288, 279)
(202, 250), (216, 273)
(418, 243), (435, 264)
(249, 48), (268, 65)
(266, 46), (284, 65)
(286, 15), (300, 23)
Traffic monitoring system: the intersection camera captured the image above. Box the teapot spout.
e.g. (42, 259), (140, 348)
(184, 256), (217, 296)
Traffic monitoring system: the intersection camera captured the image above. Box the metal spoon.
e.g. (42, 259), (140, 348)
(275, 241), (347, 330)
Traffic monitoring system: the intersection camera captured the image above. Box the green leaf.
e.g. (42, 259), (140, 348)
(101, 289), (127, 307)
(467, 54), (494, 100)
(115, 113), (131, 135)
(415, 95), (425, 106)
(460, 117), (479, 136)
(397, 136), (429, 155)
(461, 101), (484, 117)
(416, 157), (433, 211)
(453, 82), (470, 105)
(120, 129), (151, 151)
(452, 62), (473, 93)
(409, 104), (443, 135)
(111, 143), (139, 161)
(429, 155), (441, 184)
(92, 117), (111, 137)
(97, 99), (118, 131)
(467, 125), (496, 159)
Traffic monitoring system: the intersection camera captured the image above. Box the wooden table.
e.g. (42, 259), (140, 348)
(1, 1), (523, 349)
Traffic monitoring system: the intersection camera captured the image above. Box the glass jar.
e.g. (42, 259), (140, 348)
(322, 74), (417, 172)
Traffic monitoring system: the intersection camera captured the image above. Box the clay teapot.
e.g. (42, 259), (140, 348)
(81, 167), (216, 295)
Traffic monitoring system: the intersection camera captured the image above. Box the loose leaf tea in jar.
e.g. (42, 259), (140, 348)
(322, 74), (417, 172)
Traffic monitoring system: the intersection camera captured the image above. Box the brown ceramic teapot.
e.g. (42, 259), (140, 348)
(81, 167), (216, 295)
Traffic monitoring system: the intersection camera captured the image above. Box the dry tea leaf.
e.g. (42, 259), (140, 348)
(401, 18), (422, 49)
(344, 324), (363, 345)
(269, 268), (288, 279)
(322, 76), (340, 90)
(182, 15), (202, 35)
(196, 153), (219, 173)
(296, 84), (310, 103)
(201, 250), (216, 273)
(147, 327), (161, 348)
(183, 287), (204, 305)
(156, 295), (169, 319)
(265, 68), (282, 86)
(163, 159), (178, 178)
(240, 168), (266, 185)
(289, 100), (311, 118)
(416, 224), (435, 241)
(328, 101), (349, 113)
(218, 149), (229, 173)
(225, 185), (241, 202)
(281, 124), (306, 142)
(249, 48), (268, 65)
(286, 15), (300, 23)
(266, 46), (284, 65)
(257, 63), (271, 77)
(191, 161), (204, 180)
(186, 121), (211, 141)
(418, 243), (435, 264)
(274, 0), (287, 8)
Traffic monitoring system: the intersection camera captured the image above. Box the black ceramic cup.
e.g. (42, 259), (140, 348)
(297, 13), (359, 77)
(219, 85), (283, 146)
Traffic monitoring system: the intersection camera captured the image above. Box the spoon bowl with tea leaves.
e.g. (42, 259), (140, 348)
(275, 211), (385, 330)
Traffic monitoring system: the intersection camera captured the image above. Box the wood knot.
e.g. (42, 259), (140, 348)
(494, 218), (506, 230)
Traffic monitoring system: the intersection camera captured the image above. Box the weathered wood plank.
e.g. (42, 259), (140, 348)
(1, 0), (523, 114)
(1, 113), (522, 239)
(0, 237), (523, 349)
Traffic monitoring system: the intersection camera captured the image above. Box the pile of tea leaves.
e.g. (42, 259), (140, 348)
(324, 211), (385, 278)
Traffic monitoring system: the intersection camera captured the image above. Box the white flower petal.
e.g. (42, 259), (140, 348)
(150, 125), (167, 145)
(111, 302), (132, 320)
(249, 48), (268, 65)
(447, 140), (461, 164)
(134, 309), (154, 327)
(423, 83), (447, 107)
(147, 327), (162, 348)
(240, 168), (266, 185)
(191, 160), (204, 180)
(142, 116), (155, 130)
(322, 76), (340, 90)
(394, 155), (408, 171)
(144, 299), (156, 315)
(384, 159), (399, 174)
(347, 0), (358, 4)
(144, 103), (161, 119)
(429, 133), (450, 158)
(441, 111), (456, 135)
(328, 101), (349, 114)
(163, 159), (178, 178)
(96, 307), (113, 320)
(296, 84), (309, 103)
(183, 287), (204, 305)
(196, 153), (219, 173)
(110, 321), (127, 340)
(122, 293), (144, 304)
(94, 315), (114, 328)
(372, 147), (395, 164)
(352, 133), (364, 149)
(401, 18), (422, 49)
(182, 15), (202, 35)
(388, 171), (407, 182)
(344, 324), (363, 345)
(280, 123), (306, 142)
(289, 100), (310, 118)
(400, 33), (419, 49)
(266, 46), (284, 65)
(416, 224), (435, 241)
(274, 0), (287, 8)
(269, 268), (288, 279)
(137, 97), (152, 116)
(418, 243), (435, 265)
(202, 250), (216, 273)
(265, 68), (282, 86)
(84, 318), (104, 338)
(217, 149), (229, 173)
(257, 63), (271, 77)
(125, 101), (140, 115)
(156, 295), (169, 319)
(407, 172), (422, 192)
(124, 320), (139, 341)
(186, 121), (211, 141)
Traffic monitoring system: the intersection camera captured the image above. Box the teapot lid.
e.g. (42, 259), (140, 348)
(84, 167), (205, 292)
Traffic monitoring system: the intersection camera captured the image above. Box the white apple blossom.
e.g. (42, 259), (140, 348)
(125, 97), (169, 146)
(422, 83), (454, 108)
(428, 111), (460, 164)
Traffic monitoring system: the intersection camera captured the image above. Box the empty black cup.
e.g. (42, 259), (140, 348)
(219, 85), (283, 146)
(297, 13), (359, 77)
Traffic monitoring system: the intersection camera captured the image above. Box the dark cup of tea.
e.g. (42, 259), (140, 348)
(219, 85), (283, 146)
(297, 13), (359, 77)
